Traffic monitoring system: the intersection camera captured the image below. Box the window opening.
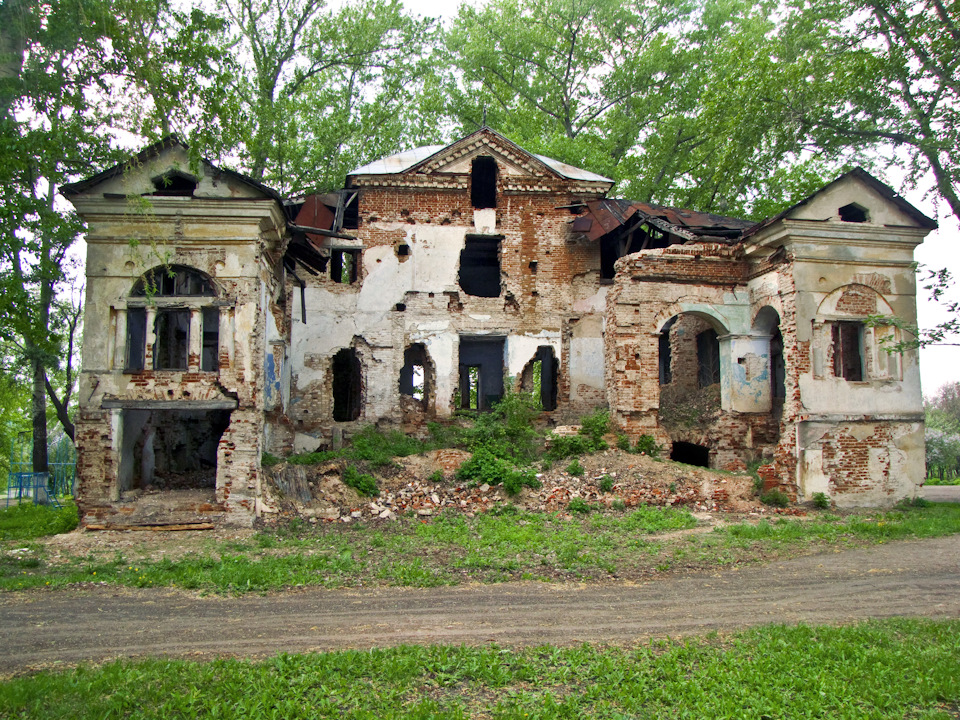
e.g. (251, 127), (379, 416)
(396, 244), (410, 257)
(459, 235), (501, 297)
(770, 327), (785, 400)
(459, 336), (505, 411)
(399, 344), (430, 404)
(521, 346), (558, 410)
(201, 307), (219, 372)
(670, 441), (710, 467)
(132, 266), (215, 297)
(331, 250), (359, 284)
(126, 307), (146, 371)
(150, 172), (197, 197)
(154, 309), (190, 370)
(832, 322), (863, 381)
(332, 348), (362, 421)
(659, 318), (676, 386)
(696, 329), (721, 388)
(839, 203), (869, 223)
(471, 156), (498, 209)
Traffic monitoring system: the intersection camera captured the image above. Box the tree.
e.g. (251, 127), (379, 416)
(221, 0), (437, 194)
(777, 0), (960, 223)
(441, 0), (842, 219)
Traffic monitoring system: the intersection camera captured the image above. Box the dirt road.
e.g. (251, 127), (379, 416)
(2, 534), (959, 674)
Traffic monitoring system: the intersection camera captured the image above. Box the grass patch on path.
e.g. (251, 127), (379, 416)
(2, 619), (959, 718)
(4, 502), (960, 595)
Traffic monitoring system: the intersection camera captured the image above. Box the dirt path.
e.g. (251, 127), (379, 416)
(2, 534), (959, 674)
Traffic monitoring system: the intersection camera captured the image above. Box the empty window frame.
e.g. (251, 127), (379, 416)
(332, 348), (362, 421)
(471, 156), (498, 209)
(132, 266), (215, 298)
(458, 336), (505, 411)
(659, 318), (676, 386)
(838, 203), (869, 223)
(399, 344), (430, 403)
(154, 309), (190, 370)
(521, 346), (558, 411)
(331, 250), (360, 284)
(696, 329), (721, 388)
(832, 321), (864, 381)
(201, 307), (220, 372)
(459, 235), (501, 297)
(126, 307), (147, 371)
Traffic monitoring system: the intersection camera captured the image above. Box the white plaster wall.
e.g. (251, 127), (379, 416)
(506, 332), (561, 377)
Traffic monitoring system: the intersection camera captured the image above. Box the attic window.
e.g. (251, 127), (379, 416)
(151, 172), (198, 197)
(839, 203), (869, 223)
(471, 156), (498, 209)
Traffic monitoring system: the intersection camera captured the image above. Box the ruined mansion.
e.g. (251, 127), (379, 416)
(63, 129), (937, 526)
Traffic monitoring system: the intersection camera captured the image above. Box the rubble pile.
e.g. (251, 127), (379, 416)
(265, 449), (763, 524)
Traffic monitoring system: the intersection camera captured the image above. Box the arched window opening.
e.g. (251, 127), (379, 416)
(471, 156), (498, 209)
(671, 441), (710, 467)
(127, 266), (219, 372)
(659, 317), (676, 386)
(332, 348), (362, 421)
(770, 327), (785, 401)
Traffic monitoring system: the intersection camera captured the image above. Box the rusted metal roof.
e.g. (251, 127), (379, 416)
(576, 199), (753, 243)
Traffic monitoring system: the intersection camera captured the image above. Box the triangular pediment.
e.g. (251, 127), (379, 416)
(408, 128), (561, 179)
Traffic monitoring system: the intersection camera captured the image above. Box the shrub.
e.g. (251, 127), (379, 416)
(350, 425), (426, 467)
(461, 389), (542, 464)
(634, 435), (661, 458)
(579, 408), (610, 449)
(428, 470), (444, 484)
(342, 466), (379, 497)
(545, 434), (593, 461)
(612, 498), (626, 511)
(812, 492), (831, 509)
(568, 497), (593, 513)
(261, 452), (281, 468)
(456, 446), (540, 495)
(598, 475), (614, 493)
(566, 458), (585, 476)
(760, 489), (790, 508)
(616, 434), (631, 451)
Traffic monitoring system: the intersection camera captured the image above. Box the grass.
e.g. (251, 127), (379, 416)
(4, 502), (960, 595)
(0, 502), (78, 541)
(0, 619), (958, 718)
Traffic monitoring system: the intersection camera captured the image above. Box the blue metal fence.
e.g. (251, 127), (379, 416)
(5, 430), (76, 508)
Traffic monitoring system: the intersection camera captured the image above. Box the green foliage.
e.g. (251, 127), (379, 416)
(545, 433), (593, 461)
(285, 450), (341, 466)
(565, 458), (584, 477)
(598, 475), (614, 493)
(428, 470), (444, 484)
(1, 620), (958, 717)
(567, 498), (593, 514)
(456, 446), (540, 496)
(261, 452), (281, 468)
(578, 408), (609, 449)
(760, 489), (790, 508)
(616, 434), (631, 451)
(634, 435), (661, 458)
(812, 492), (831, 510)
(459, 388), (542, 464)
(0, 502), (78, 541)
(342, 466), (378, 497)
(349, 425), (427, 467)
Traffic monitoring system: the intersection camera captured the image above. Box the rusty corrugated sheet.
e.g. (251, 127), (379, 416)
(577, 199), (752, 242)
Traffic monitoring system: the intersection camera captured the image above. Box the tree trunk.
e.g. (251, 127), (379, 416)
(30, 345), (48, 473)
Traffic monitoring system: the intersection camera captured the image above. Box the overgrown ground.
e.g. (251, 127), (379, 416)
(1, 619), (958, 718)
(3, 498), (959, 594)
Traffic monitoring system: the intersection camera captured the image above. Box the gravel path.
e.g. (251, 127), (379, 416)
(2, 534), (959, 674)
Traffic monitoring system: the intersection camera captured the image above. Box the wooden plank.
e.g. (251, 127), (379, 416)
(85, 523), (216, 532)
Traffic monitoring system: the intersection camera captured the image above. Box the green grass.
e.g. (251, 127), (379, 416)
(1, 619), (958, 718)
(4, 503), (960, 595)
(0, 502), (78, 541)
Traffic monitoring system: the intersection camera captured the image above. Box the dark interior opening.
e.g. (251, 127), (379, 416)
(671, 441), (710, 467)
(471, 156), (498, 209)
(120, 409), (230, 492)
(126, 307), (146, 371)
(154, 309), (190, 370)
(696, 329), (721, 388)
(132, 265), (215, 297)
(201, 307), (219, 371)
(459, 336), (505, 411)
(839, 203), (869, 223)
(151, 172), (197, 197)
(459, 235), (501, 297)
(332, 348), (362, 421)
(770, 327), (785, 400)
(832, 321), (863, 381)
(600, 236), (620, 280)
(331, 250), (359, 284)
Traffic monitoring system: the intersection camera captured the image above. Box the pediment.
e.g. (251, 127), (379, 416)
(408, 129), (560, 179)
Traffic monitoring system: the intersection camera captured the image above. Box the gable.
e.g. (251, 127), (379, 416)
(786, 174), (931, 229)
(410, 129), (558, 178)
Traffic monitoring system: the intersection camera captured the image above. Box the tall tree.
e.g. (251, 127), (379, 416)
(777, 0), (960, 223)
(223, 0), (437, 194)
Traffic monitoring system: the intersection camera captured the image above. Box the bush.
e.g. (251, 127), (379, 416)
(460, 389), (542, 464)
(566, 458), (585, 476)
(456, 446), (541, 495)
(428, 470), (444, 484)
(545, 434), (593, 461)
(598, 475), (614, 493)
(760, 489), (790, 508)
(634, 435), (661, 458)
(579, 408), (610, 449)
(342, 466), (379, 497)
(261, 452), (282, 468)
(812, 492), (831, 509)
(350, 425), (426, 467)
(617, 434), (631, 451)
(567, 497), (593, 514)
